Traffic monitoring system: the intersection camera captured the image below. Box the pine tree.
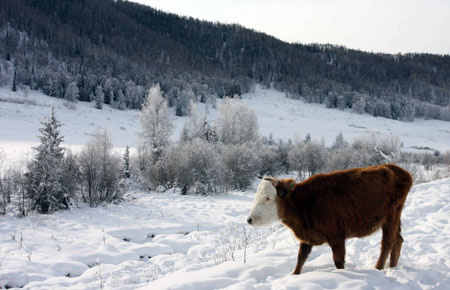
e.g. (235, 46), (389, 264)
(25, 106), (67, 213)
(117, 89), (125, 110)
(65, 81), (79, 103)
(123, 145), (130, 178)
(332, 132), (348, 150)
(352, 94), (366, 114)
(304, 133), (311, 144)
(12, 71), (17, 92)
(95, 86), (104, 109)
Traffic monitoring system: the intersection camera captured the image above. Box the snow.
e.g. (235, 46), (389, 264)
(0, 178), (449, 289)
(242, 86), (450, 153)
(1, 85), (449, 166)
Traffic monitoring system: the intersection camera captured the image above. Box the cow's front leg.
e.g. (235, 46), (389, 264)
(293, 242), (313, 274)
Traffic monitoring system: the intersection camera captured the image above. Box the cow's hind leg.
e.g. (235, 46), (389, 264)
(330, 239), (346, 269)
(375, 214), (397, 270)
(293, 242), (312, 275)
(389, 219), (403, 267)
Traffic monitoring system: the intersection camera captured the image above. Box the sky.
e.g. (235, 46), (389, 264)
(131, 0), (450, 55)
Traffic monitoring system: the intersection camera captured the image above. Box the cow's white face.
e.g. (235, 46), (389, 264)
(247, 179), (280, 226)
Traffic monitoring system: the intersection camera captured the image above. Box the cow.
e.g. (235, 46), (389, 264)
(247, 164), (413, 275)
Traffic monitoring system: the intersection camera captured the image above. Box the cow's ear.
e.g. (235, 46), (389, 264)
(277, 189), (287, 198)
(264, 176), (279, 188)
(286, 179), (295, 193)
(277, 178), (295, 198)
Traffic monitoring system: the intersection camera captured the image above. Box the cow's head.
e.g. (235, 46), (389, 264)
(247, 177), (296, 226)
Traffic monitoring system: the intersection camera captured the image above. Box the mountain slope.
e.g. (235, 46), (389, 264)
(0, 0), (449, 120)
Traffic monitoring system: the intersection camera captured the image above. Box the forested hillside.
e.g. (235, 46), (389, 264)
(1, 0), (449, 120)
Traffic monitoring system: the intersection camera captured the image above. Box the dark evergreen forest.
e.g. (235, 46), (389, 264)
(0, 0), (449, 120)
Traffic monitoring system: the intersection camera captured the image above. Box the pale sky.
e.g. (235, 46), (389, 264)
(131, 0), (450, 55)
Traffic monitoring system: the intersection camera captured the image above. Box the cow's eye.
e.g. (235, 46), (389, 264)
(265, 197), (270, 201)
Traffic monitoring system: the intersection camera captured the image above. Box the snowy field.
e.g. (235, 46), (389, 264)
(1, 86), (450, 166)
(0, 178), (449, 289)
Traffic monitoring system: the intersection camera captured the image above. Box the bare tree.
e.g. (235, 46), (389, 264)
(79, 129), (122, 207)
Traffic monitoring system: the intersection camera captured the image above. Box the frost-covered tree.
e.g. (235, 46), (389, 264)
(180, 101), (208, 142)
(12, 70), (17, 92)
(123, 145), (130, 178)
(216, 98), (259, 145)
(257, 146), (282, 176)
(327, 146), (359, 171)
(103, 78), (113, 104)
(60, 149), (80, 202)
(304, 133), (311, 144)
(222, 143), (259, 189)
(25, 106), (68, 213)
(352, 94), (366, 114)
(125, 80), (141, 109)
(0, 149), (6, 214)
(94, 85), (104, 109)
(328, 134), (402, 171)
(276, 139), (294, 174)
(65, 81), (79, 103)
(176, 87), (195, 116)
(139, 84), (173, 158)
(1, 166), (26, 216)
(302, 141), (326, 176)
(79, 129), (122, 207)
(336, 95), (346, 110)
(331, 132), (348, 150)
(289, 139), (326, 178)
(288, 142), (306, 178)
(117, 89), (126, 110)
(150, 139), (224, 194)
(373, 134), (402, 163)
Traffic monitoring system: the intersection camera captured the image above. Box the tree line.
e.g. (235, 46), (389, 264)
(0, 0), (449, 121)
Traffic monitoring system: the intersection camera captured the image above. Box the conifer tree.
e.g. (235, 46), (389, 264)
(25, 106), (67, 213)
(65, 81), (79, 103)
(123, 145), (131, 178)
(12, 70), (17, 92)
(95, 86), (104, 109)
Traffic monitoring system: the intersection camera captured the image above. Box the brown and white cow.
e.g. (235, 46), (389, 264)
(247, 164), (412, 274)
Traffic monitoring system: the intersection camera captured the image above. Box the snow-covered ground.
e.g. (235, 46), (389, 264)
(244, 86), (450, 153)
(0, 178), (449, 289)
(1, 86), (449, 166)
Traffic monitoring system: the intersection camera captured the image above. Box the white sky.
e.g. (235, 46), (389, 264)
(131, 0), (450, 55)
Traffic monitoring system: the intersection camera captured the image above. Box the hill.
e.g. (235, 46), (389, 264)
(0, 0), (449, 120)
